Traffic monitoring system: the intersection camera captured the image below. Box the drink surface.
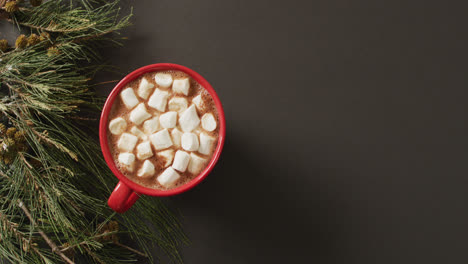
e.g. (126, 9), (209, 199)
(107, 70), (219, 190)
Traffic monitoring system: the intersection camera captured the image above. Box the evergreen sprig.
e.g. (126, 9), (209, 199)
(0, 1), (188, 263)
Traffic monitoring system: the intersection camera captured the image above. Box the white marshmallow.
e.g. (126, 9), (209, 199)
(188, 153), (207, 174)
(117, 133), (138, 152)
(179, 105), (200, 132)
(157, 167), (180, 187)
(192, 94), (204, 110)
(172, 150), (190, 172)
(168, 97), (188, 113)
(130, 126), (147, 140)
(129, 103), (152, 125)
(120, 88), (139, 109)
(137, 77), (155, 99)
(118, 153), (135, 172)
(201, 113), (217, 132)
(109, 117), (127, 135)
(171, 128), (183, 147)
(143, 117), (160, 134)
(154, 73), (173, 88)
(192, 126), (204, 135)
(149, 129), (173, 150)
(137, 160), (155, 178)
(158, 149), (174, 167)
(199, 132), (216, 155)
(181, 133), (199, 151)
(159, 111), (177, 129)
(172, 78), (190, 95)
(136, 141), (153, 160)
(148, 88), (169, 112)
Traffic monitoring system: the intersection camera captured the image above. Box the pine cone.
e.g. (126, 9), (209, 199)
(4, 137), (15, 147)
(27, 34), (40, 46)
(100, 221), (119, 243)
(29, 0), (41, 7)
(47, 46), (60, 57)
(0, 39), (8, 52)
(15, 34), (27, 49)
(6, 127), (16, 138)
(14, 131), (26, 142)
(0, 124), (6, 135)
(4, 1), (18, 13)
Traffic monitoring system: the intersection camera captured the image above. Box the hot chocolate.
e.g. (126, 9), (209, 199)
(107, 70), (219, 190)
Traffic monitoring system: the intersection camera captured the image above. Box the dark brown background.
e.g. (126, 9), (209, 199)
(110, 0), (467, 263)
(4, 0), (468, 263)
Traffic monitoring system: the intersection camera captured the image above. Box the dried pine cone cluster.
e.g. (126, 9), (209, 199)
(0, 39), (8, 52)
(4, 1), (19, 13)
(0, 32), (51, 52)
(2, 0), (42, 14)
(0, 0), (46, 52)
(0, 122), (28, 165)
(98, 220), (120, 243)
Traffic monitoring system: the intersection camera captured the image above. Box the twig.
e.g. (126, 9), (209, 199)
(17, 199), (75, 264)
(114, 241), (148, 257)
(18, 153), (33, 169)
(5, 19), (97, 32)
(91, 80), (119, 86)
(59, 234), (148, 258)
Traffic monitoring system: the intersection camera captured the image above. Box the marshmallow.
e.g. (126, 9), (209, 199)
(148, 88), (169, 112)
(158, 149), (174, 167)
(109, 117), (127, 135)
(201, 113), (217, 132)
(159, 111), (177, 129)
(118, 153), (135, 172)
(149, 129), (173, 150)
(179, 105), (200, 132)
(172, 150), (190, 172)
(120, 88), (139, 109)
(129, 103), (152, 125)
(157, 167), (180, 188)
(192, 126), (204, 135)
(137, 160), (155, 177)
(192, 94), (204, 110)
(130, 126), (147, 140)
(172, 78), (190, 95)
(154, 73), (173, 88)
(143, 117), (160, 134)
(188, 153), (207, 174)
(171, 128), (183, 147)
(136, 141), (153, 160)
(117, 133), (138, 152)
(137, 77), (155, 99)
(168, 97), (188, 113)
(181, 132), (199, 151)
(199, 132), (216, 155)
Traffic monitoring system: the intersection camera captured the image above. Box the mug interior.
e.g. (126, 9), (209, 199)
(99, 63), (225, 196)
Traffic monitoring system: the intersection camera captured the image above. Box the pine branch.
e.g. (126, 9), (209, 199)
(0, 0), (188, 263)
(17, 199), (75, 264)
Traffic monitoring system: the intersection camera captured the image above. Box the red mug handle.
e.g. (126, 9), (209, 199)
(108, 181), (140, 213)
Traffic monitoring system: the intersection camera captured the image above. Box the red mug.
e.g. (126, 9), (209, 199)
(99, 63), (226, 213)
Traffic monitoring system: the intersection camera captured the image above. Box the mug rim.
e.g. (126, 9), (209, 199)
(99, 63), (226, 196)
